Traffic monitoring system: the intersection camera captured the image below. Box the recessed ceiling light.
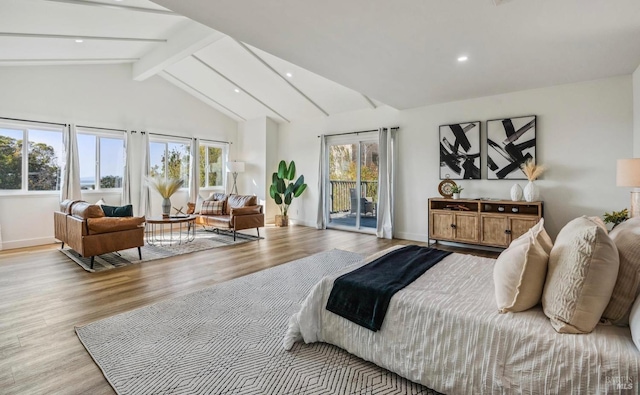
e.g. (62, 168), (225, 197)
(285, 72), (293, 78)
(234, 88), (240, 93)
(75, 39), (84, 43)
(457, 56), (468, 62)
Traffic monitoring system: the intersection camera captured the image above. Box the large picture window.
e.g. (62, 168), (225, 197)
(77, 130), (125, 190)
(149, 139), (191, 185)
(0, 124), (63, 192)
(199, 143), (227, 189)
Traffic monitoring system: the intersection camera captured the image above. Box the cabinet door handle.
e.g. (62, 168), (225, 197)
(450, 224), (456, 229)
(504, 229), (512, 234)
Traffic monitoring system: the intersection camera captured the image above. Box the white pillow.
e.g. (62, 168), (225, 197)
(602, 217), (640, 325)
(542, 216), (619, 333)
(494, 229), (549, 313)
(95, 198), (106, 206)
(529, 218), (553, 254)
(628, 293), (640, 351)
(194, 195), (205, 214)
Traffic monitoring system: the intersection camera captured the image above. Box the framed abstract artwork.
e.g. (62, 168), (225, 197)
(486, 115), (536, 180)
(439, 121), (481, 180)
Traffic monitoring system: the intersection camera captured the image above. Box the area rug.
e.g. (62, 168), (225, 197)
(75, 249), (441, 395)
(61, 229), (260, 273)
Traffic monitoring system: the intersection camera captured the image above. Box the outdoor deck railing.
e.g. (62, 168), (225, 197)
(329, 180), (378, 213)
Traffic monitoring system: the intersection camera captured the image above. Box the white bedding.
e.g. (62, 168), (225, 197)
(284, 251), (640, 394)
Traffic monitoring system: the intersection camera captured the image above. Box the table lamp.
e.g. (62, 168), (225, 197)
(616, 158), (640, 217)
(226, 161), (245, 195)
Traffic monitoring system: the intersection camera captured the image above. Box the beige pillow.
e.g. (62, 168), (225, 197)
(494, 230), (549, 313)
(529, 218), (553, 254)
(602, 217), (640, 325)
(542, 216), (619, 333)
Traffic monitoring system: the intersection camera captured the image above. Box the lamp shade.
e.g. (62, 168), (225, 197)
(226, 161), (245, 173)
(617, 159), (640, 187)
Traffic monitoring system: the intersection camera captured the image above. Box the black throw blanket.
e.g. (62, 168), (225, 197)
(326, 245), (451, 331)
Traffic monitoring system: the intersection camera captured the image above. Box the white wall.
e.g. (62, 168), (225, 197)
(634, 64), (640, 157)
(237, 116), (280, 222)
(0, 64), (237, 249)
(278, 75), (633, 240)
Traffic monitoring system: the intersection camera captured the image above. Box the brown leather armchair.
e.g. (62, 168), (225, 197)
(54, 200), (145, 269)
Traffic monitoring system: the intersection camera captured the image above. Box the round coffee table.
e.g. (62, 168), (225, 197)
(146, 215), (196, 246)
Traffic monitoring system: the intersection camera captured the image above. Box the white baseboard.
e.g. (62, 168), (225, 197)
(2, 237), (58, 250)
(393, 232), (430, 242)
(289, 218), (316, 227)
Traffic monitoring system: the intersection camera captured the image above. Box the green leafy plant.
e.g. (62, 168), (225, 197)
(603, 208), (629, 229)
(451, 185), (464, 194)
(269, 160), (307, 216)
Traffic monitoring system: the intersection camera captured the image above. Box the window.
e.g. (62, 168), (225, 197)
(0, 124), (63, 192)
(77, 131), (125, 190)
(199, 143), (227, 189)
(149, 139), (191, 186)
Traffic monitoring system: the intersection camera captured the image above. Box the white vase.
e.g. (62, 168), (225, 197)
(523, 181), (539, 202)
(452, 193), (460, 200)
(510, 184), (523, 201)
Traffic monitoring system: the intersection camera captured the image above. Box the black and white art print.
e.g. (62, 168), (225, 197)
(486, 116), (536, 180)
(439, 121), (481, 180)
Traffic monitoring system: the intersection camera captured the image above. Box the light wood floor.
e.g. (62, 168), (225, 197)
(0, 226), (498, 394)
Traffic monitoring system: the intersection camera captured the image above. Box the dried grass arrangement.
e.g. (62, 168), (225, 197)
(147, 177), (184, 198)
(521, 159), (545, 181)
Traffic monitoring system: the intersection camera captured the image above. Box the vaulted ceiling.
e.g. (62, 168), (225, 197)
(0, 0), (381, 123)
(2, 0), (640, 122)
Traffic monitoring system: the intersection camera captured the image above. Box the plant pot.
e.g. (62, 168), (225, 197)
(523, 181), (539, 202)
(161, 197), (171, 217)
(275, 215), (289, 227)
(452, 193), (460, 200)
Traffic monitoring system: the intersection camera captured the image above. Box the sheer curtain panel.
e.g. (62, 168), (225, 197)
(376, 127), (396, 239)
(189, 138), (200, 203)
(316, 135), (327, 229)
(60, 124), (82, 201)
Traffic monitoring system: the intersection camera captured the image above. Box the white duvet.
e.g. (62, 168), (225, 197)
(284, 249), (640, 394)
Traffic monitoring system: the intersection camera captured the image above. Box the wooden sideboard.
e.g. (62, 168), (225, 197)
(428, 198), (543, 248)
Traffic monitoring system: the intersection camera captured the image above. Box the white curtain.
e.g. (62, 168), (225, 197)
(316, 135), (327, 229)
(60, 123), (82, 201)
(189, 138), (200, 203)
(121, 130), (135, 206)
(139, 131), (151, 217)
(376, 127), (396, 239)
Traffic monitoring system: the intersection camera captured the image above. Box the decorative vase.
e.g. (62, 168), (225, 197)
(452, 193), (460, 200)
(523, 181), (539, 202)
(161, 197), (171, 217)
(510, 184), (523, 201)
(275, 214), (289, 227)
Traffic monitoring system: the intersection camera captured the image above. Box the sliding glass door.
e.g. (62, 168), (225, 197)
(326, 136), (379, 232)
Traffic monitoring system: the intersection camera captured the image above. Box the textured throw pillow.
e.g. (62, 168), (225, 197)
(542, 216), (619, 333)
(494, 230), (549, 313)
(602, 217), (640, 325)
(627, 292), (640, 351)
(201, 200), (224, 215)
(101, 204), (133, 217)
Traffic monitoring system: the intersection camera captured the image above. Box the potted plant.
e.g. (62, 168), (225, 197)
(603, 208), (629, 230)
(269, 160), (307, 226)
(451, 185), (464, 200)
(147, 176), (184, 217)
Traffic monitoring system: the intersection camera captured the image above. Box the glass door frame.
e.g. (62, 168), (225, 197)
(324, 132), (378, 234)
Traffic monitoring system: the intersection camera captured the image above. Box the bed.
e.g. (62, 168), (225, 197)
(283, 248), (640, 394)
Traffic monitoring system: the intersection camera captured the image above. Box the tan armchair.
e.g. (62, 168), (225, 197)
(54, 200), (145, 269)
